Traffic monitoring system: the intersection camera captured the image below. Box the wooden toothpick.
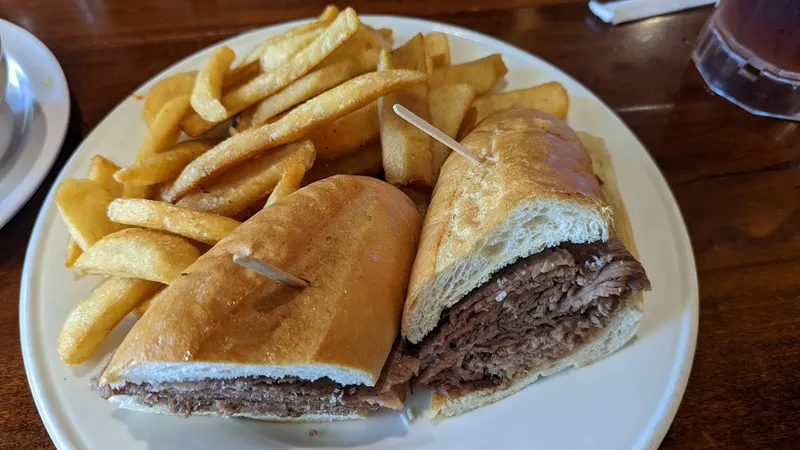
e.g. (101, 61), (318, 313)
(232, 254), (309, 288)
(392, 104), (482, 164)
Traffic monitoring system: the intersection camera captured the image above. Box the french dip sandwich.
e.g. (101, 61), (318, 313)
(92, 176), (422, 421)
(400, 108), (651, 418)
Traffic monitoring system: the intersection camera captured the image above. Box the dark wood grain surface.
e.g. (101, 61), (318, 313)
(1, 1), (798, 448)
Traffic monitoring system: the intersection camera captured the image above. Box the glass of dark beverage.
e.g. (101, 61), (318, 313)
(692, 0), (800, 120)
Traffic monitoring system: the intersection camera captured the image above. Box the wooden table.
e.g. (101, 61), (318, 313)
(1, 1), (797, 448)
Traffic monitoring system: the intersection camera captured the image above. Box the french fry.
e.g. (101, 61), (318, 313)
(108, 198), (240, 245)
(176, 140), (316, 216)
(143, 72), (197, 127)
(309, 102), (379, 160)
(302, 142), (383, 185)
(321, 25), (391, 68)
(222, 61), (260, 90)
(424, 32), (450, 68)
(165, 69), (427, 202)
(234, 20), (330, 74)
(378, 28), (393, 39)
(55, 179), (127, 250)
(73, 228), (200, 284)
(88, 155), (123, 197)
(64, 155), (126, 266)
(379, 38), (436, 188)
(458, 82), (570, 138)
(58, 277), (162, 364)
(266, 164), (306, 207)
(259, 28), (326, 72)
(359, 25), (392, 51)
(429, 54), (507, 95)
(122, 185), (150, 199)
(191, 45), (236, 122)
(114, 140), (213, 187)
(64, 240), (82, 268)
(318, 4), (339, 21)
(222, 16), (335, 91)
(251, 49), (378, 126)
(429, 83), (477, 176)
(136, 95), (191, 161)
(181, 8), (361, 137)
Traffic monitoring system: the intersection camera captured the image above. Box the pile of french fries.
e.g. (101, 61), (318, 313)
(54, 5), (570, 365)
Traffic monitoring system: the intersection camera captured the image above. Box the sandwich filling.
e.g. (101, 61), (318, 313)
(92, 342), (419, 418)
(408, 236), (650, 397)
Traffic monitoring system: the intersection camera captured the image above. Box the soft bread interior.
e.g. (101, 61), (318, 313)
(109, 395), (365, 422)
(109, 362), (373, 389)
(429, 131), (645, 418)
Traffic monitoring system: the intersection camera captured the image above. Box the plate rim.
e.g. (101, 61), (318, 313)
(20, 14), (699, 450)
(0, 18), (70, 229)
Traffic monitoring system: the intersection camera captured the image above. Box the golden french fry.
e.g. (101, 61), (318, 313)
(222, 61), (260, 90)
(359, 25), (392, 51)
(309, 102), (379, 160)
(181, 8), (361, 137)
(143, 72), (197, 127)
(318, 4), (339, 21)
(429, 54), (507, 95)
(458, 82), (570, 138)
(302, 142), (382, 185)
(251, 49), (378, 126)
(237, 20), (330, 70)
(137, 95), (191, 161)
(429, 83), (477, 176)
(55, 179), (127, 250)
(58, 277), (162, 364)
(114, 140), (213, 187)
(122, 185), (150, 199)
(175, 140), (315, 216)
(259, 28), (326, 72)
(64, 155), (125, 266)
(108, 198), (240, 245)
(73, 228), (200, 284)
(88, 155), (123, 197)
(166, 69), (427, 202)
(424, 32), (450, 68)
(65, 240), (82, 268)
(379, 39), (435, 188)
(266, 164), (306, 207)
(378, 28), (393, 39)
(191, 45), (236, 122)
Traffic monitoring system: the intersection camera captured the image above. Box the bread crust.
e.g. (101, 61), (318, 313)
(101, 175), (422, 388)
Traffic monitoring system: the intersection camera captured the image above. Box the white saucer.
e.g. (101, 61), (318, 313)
(0, 19), (69, 228)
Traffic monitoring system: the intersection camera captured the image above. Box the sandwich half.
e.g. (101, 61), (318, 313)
(400, 109), (651, 418)
(92, 175), (422, 421)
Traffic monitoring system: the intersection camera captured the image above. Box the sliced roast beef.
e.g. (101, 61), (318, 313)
(91, 340), (417, 418)
(410, 236), (650, 397)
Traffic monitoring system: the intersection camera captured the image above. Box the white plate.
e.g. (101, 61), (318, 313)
(21, 15), (698, 450)
(0, 19), (70, 228)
